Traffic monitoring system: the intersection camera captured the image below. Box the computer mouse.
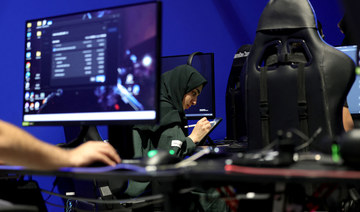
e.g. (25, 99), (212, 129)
(142, 149), (181, 166)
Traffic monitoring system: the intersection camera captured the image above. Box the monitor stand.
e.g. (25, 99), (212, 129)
(62, 125), (103, 148)
(108, 125), (134, 159)
(62, 125), (135, 159)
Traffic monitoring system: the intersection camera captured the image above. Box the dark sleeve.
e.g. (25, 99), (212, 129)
(344, 100), (349, 108)
(132, 129), (155, 159)
(157, 125), (196, 158)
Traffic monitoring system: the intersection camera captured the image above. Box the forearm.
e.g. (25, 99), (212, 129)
(0, 120), (72, 170)
(182, 137), (196, 155)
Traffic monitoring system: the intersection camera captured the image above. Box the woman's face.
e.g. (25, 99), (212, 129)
(182, 85), (203, 110)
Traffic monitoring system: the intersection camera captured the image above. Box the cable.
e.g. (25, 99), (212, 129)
(295, 127), (322, 152)
(41, 188), (164, 205)
(260, 138), (279, 152)
(44, 200), (65, 209)
(261, 127), (322, 153)
(66, 199), (72, 212)
(44, 178), (58, 202)
(288, 128), (309, 141)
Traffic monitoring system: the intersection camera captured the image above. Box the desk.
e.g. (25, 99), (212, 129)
(179, 157), (360, 211)
(186, 159), (360, 184)
(1, 156), (360, 211)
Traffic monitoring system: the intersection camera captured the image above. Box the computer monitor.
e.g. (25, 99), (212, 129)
(22, 2), (160, 126)
(161, 53), (215, 119)
(22, 2), (161, 157)
(335, 45), (359, 117)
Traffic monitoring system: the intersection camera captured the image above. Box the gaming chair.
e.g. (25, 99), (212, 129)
(226, 44), (251, 142)
(244, 0), (355, 151)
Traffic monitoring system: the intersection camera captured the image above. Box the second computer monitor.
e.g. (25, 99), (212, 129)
(161, 53), (215, 119)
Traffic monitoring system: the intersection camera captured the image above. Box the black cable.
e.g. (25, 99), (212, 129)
(295, 127), (322, 152)
(260, 138), (279, 152)
(288, 128), (309, 141)
(40, 188), (164, 205)
(44, 200), (65, 209)
(44, 178), (58, 202)
(262, 127), (322, 152)
(258, 127), (322, 156)
(260, 128), (289, 152)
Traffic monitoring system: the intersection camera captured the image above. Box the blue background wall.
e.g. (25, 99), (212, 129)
(0, 0), (345, 210)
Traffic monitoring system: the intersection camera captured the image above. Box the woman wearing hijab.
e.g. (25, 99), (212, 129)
(132, 64), (212, 159)
(121, 65), (228, 211)
(122, 65), (211, 197)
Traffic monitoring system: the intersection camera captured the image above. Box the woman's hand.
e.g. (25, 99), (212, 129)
(188, 117), (212, 143)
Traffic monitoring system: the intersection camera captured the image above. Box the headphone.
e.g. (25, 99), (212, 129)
(187, 51), (203, 66)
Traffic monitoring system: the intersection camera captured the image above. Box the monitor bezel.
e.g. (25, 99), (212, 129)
(22, 1), (161, 126)
(161, 52), (216, 120)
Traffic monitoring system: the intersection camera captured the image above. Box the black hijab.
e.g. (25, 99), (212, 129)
(135, 64), (207, 132)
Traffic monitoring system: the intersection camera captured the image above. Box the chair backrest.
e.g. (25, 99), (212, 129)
(245, 0), (355, 151)
(225, 44), (251, 142)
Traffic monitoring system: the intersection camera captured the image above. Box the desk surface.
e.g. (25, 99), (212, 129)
(1, 154), (360, 184)
(0, 163), (181, 182)
(180, 156), (360, 185)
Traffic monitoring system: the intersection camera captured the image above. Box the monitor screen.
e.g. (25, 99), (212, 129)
(335, 45), (359, 115)
(22, 2), (161, 126)
(161, 53), (215, 119)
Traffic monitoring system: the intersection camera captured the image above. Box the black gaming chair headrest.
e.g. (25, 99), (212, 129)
(245, 0), (356, 150)
(257, 0), (317, 32)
